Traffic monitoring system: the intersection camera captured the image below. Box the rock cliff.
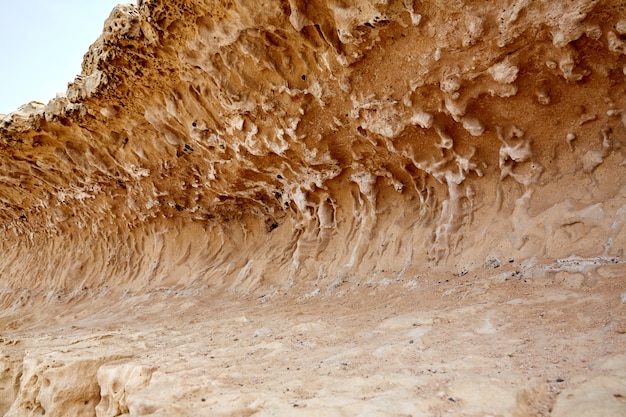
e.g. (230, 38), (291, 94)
(0, 0), (625, 416)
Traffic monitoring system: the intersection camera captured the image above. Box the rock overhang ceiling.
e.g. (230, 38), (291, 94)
(0, 0), (625, 294)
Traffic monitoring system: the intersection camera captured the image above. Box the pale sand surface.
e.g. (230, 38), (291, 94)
(2, 260), (624, 416)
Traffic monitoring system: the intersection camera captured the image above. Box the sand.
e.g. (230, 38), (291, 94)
(1, 258), (625, 416)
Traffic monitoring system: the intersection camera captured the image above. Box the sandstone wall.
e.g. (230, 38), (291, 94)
(0, 0), (625, 298)
(1, 2), (626, 416)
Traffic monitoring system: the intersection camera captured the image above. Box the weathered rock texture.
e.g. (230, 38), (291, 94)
(0, 0), (625, 416)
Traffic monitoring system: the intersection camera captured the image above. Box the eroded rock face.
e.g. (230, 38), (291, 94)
(4, 353), (128, 417)
(1, 0), (625, 292)
(0, 0), (625, 416)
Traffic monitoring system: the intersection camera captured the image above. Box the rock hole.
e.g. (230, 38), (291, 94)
(112, 380), (122, 395)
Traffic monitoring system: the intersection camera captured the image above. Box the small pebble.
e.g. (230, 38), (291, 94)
(556, 378), (564, 383)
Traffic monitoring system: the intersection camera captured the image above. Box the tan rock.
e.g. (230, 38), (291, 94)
(552, 376), (626, 417)
(0, 0), (625, 415)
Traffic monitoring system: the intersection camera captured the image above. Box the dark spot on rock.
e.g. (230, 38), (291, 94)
(277, 174), (283, 179)
(269, 222), (279, 231)
(301, 74), (307, 81)
(274, 192), (282, 199)
(556, 378), (564, 383)
(175, 204), (184, 211)
(365, 22), (375, 28)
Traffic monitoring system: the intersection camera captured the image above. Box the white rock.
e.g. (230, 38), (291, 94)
(488, 60), (519, 84)
(411, 112), (434, 129)
(462, 117), (485, 136)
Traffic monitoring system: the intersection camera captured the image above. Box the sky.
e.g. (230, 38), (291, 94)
(0, 1), (127, 114)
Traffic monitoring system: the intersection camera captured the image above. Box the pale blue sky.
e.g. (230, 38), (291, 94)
(0, 1), (127, 114)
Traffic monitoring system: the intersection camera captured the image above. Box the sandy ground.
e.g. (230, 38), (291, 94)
(1, 258), (625, 416)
